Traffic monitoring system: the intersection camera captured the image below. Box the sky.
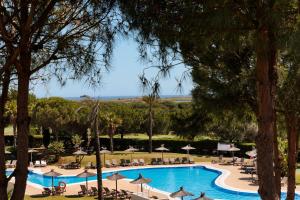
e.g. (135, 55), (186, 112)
(32, 37), (193, 98)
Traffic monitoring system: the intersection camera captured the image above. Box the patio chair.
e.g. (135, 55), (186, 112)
(169, 158), (175, 164)
(182, 157), (189, 164)
(42, 187), (52, 196)
(120, 159), (129, 166)
(112, 159), (118, 167)
(5, 160), (12, 168)
(132, 159), (139, 166)
(156, 158), (163, 165)
(9, 160), (17, 168)
(163, 158), (170, 164)
(151, 158), (157, 165)
(40, 160), (47, 167)
(139, 158), (145, 166)
(174, 158), (181, 164)
(78, 184), (92, 196)
(189, 157), (195, 164)
(105, 160), (112, 168)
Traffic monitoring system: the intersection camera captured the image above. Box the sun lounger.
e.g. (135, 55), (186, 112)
(163, 158), (170, 164)
(120, 189), (132, 199)
(90, 187), (98, 196)
(132, 159), (139, 166)
(78, 184), (93, 196)
(169, 158), (175, 164)
(105, 160), (112, 168)
(40, 160), (47, 167)
(34, 160), (41, 167)
(42, 187), (52, 196)
(112, 159), (118, 167)
(182, 157), (189, 164)
(139, 159), (145, 165)
(156, 158), (163, 165)
(174, 158), (181, 164)
(211, 155), (224, 164)
(281, 177), (288, 187)
(234, 158), (244, 166)
(151, 158), (157, 165)
(5, 160), (12, 168)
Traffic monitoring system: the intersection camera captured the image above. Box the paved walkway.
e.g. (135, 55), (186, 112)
(19, 162), (300, 199)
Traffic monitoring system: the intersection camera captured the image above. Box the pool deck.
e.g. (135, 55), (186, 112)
(17, 162), (300, 198)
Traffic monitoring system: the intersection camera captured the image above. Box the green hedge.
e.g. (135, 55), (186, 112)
(94, 138), (254, 157)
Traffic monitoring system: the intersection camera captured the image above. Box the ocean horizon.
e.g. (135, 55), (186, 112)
(65, 94), (191, 101)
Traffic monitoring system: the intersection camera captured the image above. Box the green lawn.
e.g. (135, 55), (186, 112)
(59, 152), (214, 167)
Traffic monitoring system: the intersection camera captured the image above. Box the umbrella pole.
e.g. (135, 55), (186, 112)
(86, 177), (88, 191)
(141, 183), (143, 193)
(131, 153), (133, 162)
(52, 176), (54, 195)
(162, 151), (163, 160)
(31, 152), (32, 163)
(187, 150), (189, 162)
(104, 153), (106, 163)
(115, 180), (118, 200)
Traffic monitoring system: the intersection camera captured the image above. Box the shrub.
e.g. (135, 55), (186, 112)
(48, 141), (65, 156)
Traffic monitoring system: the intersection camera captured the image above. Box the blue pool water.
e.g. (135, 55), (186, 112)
(7, 166), (300, 200)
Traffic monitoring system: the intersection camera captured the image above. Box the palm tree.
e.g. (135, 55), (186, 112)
(102, 112), (122, 153)
(77, 97), (103, 200)
(142, 94), (158, 153)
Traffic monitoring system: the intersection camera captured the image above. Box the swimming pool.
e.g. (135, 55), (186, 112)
(8, 166), (300, 200)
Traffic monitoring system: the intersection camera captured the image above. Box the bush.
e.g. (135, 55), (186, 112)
(48, 141), (65, 156)
(90, 138), (254, 157)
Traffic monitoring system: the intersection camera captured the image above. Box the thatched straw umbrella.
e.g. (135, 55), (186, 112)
(130, 173), (151, 193)
(43, 169), (62, 195)
(181, 144), (196, 162)
(107, 172), (126, 199)
(76, 170), (96, 190)
(124, 146), (139, 162)
(170, 186), (194, 200)
(155, 144), (169, 159)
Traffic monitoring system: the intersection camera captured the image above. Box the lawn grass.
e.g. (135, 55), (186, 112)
(58, 152), (214, 167)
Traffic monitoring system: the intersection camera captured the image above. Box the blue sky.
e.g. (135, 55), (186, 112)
(32, 37), (193, 98)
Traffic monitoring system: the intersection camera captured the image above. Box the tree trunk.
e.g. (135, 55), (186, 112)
(42, 127), (50, 148)
(148, 105), (153, 153)
(94, 104), (103, 200)
(0, 67), (11, 200)
(13, 119), (17, 148)
(255, 26), (278, 200)
(286, 113), (297, 200)
(11, 71), (30, 200)
(109, 127), (114, 153)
